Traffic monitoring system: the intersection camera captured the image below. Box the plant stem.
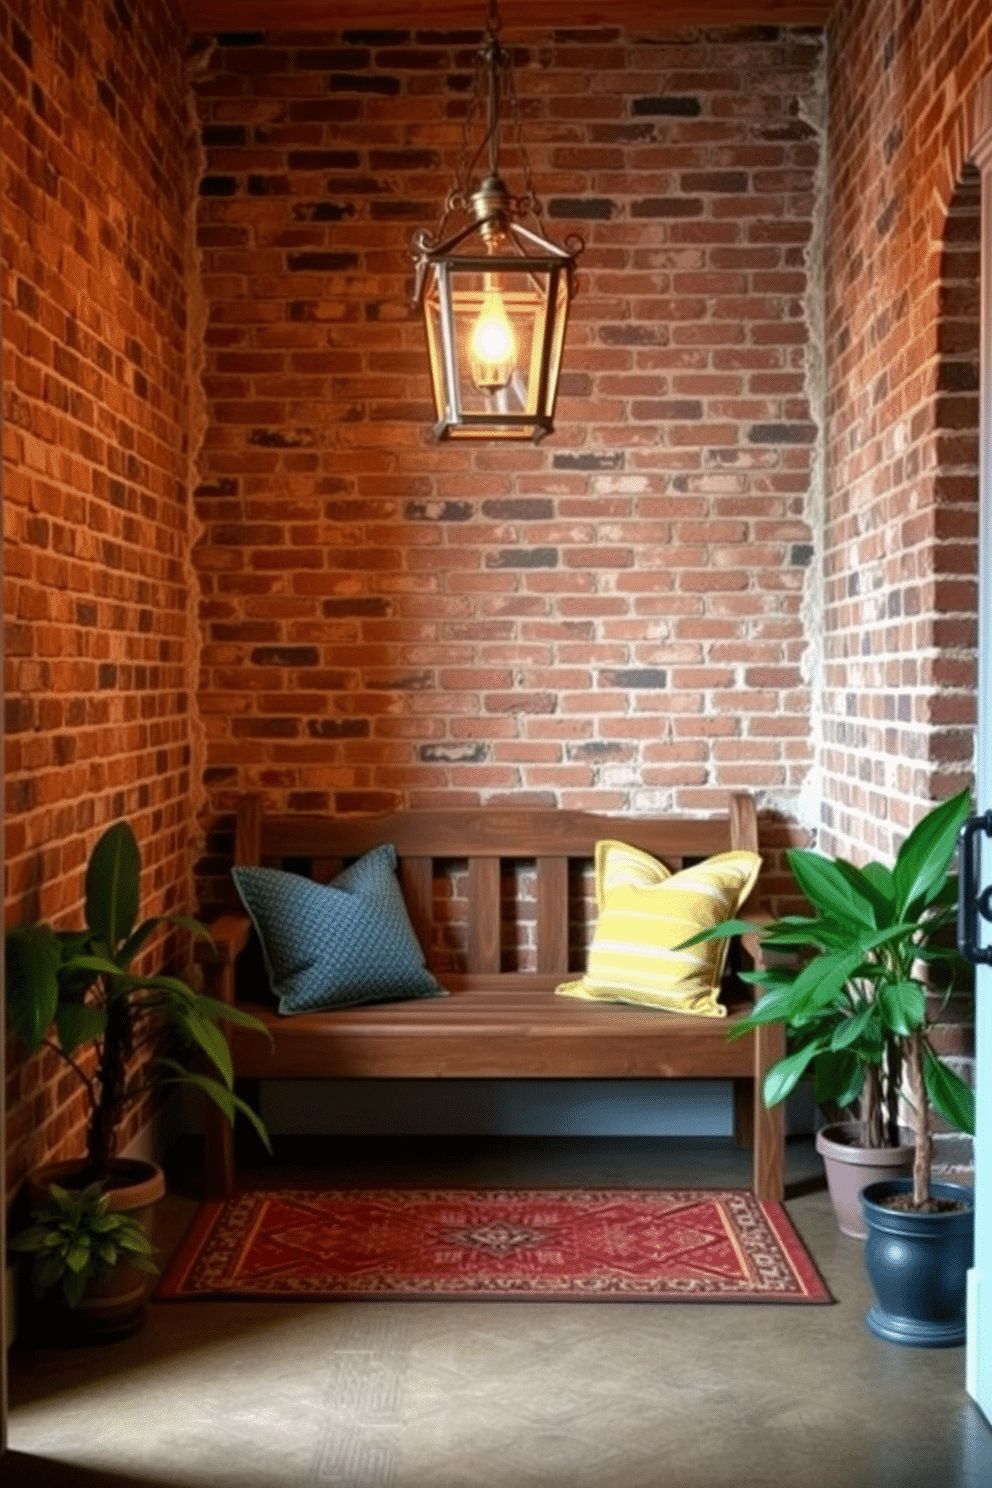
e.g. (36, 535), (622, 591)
(87, 983), (132, 1176)
(884, 1037), (902, 1144)
(907, 1029), (931, 1206)
(860, 1064), (884, 1148)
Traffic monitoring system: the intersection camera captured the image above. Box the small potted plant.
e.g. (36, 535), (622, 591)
(6, 820), (270, 1337)
(9, 1182), (159, 1342)
(683, 787), (975, 1345)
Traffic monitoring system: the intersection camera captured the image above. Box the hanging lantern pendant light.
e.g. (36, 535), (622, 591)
(411, 1), (582, 442)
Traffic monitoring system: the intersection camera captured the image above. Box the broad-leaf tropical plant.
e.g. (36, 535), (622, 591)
(681, 788), (975, 1208)
(9, 1182), (158, 1309)
(6, 820), (271, 1179)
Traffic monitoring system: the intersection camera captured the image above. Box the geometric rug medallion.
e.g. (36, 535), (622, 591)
(156, 1189), (832, 1304)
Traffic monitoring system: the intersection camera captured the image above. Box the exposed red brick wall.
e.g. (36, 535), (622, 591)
(1, 0), (194, 1200)
(189, 23), (825, 912)
(13, 5), (986, 1188)
(822, 0), (990, 861)
(823, 1), (992, 1163)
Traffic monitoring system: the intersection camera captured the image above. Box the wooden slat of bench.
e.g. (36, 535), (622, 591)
(468, 858), (501, 972)
(235, 794), (262, 865)
(399, 857), (433, 952)
(259, 808), (737, 862)
(536, 856), (569, 974)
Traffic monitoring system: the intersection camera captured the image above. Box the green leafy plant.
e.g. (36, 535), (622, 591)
(682, 788), (975, 1207)
(6, 820), (270, 1180)
(9, 1182), (158, 1309)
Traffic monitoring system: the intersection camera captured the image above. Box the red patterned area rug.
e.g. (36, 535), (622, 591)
(156, 1189), (832, 1304)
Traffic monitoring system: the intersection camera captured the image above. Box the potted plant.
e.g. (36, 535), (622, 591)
(9, 1182), (159, 1342)
(683, 787), (975, 1345)
(6, 820), (270, 1337)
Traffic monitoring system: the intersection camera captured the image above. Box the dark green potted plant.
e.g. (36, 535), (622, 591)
(683, 787), (975, 1345)
(6, 820), (270, 1336)
(9, 1181), (159, 1342)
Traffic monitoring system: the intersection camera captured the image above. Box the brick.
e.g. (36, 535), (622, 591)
(600, 669), (668, 689)
(632, 96), (702, 117)
(200, 175), (239, 196)
(631, 198), (704, 218)
(680, 171), (749, 193)
(330, 73), (400, 94)
(749, 422), (818, 444)
(307, 718), (370, 738)
(286, 251), (361, 271)
(481, 499), (554, 521)
(547, 198), (616, 219)
(484, 549), (559, 570)
(249, 646), (320, 667)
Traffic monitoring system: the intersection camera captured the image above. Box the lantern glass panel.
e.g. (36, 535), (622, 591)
(545, 270), (570, 415)
(422, 254), (568, 440)
(449, 266), (542, 417)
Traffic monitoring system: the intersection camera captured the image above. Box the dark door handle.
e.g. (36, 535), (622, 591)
(958, 811), (992, 965)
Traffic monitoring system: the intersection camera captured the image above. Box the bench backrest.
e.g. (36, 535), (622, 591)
(233, 793), (760, 980)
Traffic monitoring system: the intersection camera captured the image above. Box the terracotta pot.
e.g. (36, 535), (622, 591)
(815, 1122), (914, 1239)
(26, 1158), (165, 1344)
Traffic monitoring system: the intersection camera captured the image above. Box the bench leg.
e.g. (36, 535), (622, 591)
(753, 1023), (786, 1200)
(732, 1078), (754, 1149)
(203, 1103), (235, 1198)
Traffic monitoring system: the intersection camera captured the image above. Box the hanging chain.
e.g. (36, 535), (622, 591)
(487, 0), (543, 225)
(502, 43), (542, 225)
(425, 0), (542, 241)
(427, 40), (486, 243)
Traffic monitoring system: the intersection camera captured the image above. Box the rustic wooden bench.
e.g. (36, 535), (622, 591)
(200, 793), (785, 1199)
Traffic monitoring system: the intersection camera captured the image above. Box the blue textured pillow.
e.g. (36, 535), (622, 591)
(231, 845), (445, 1014)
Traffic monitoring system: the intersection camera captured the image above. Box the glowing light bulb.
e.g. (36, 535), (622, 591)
(469, 288), (517, 393)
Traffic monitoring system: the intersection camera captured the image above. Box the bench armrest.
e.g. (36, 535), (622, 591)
(197, 913), (253, 1005)
(200, 914), (253, 965)
(737, 910), (774, 1004)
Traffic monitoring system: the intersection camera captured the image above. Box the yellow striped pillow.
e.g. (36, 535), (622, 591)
(556, 842), (761, 1017)
(593, 837), (671, 907)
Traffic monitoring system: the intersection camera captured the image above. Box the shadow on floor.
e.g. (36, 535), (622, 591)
(219, 1130), (828, 1195)
(0, 1453), (182, 1487)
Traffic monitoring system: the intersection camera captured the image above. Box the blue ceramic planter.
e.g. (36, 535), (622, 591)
(860, 1179), (974, 1348)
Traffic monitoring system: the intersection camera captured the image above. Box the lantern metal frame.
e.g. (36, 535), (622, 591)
(411, 1), (582, 443)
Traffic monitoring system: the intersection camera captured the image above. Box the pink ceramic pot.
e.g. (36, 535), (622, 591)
(815, 1121), (914, 1239)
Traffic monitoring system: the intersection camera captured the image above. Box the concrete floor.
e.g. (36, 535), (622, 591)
(6, 1135), (992, 1488)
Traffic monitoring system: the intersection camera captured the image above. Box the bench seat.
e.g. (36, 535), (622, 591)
(227, 977), (757, 1080)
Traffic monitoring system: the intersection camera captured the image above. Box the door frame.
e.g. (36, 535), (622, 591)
(1, 258), (7, 1455)
(966, 117), (992, 1418)
(1, 267), (7, 1453)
